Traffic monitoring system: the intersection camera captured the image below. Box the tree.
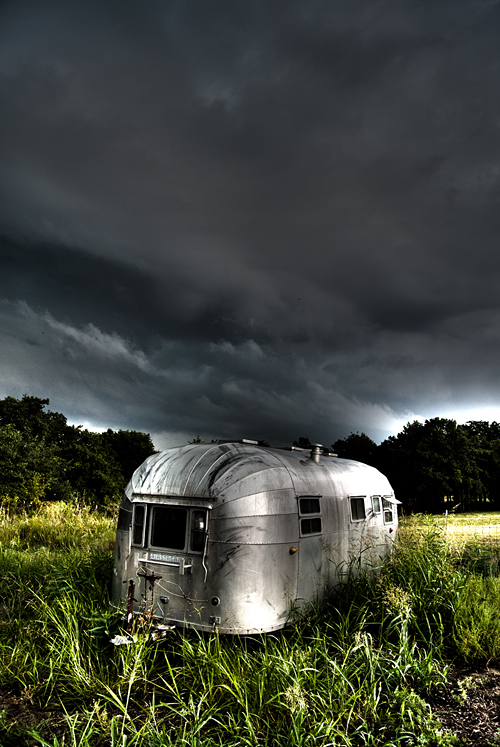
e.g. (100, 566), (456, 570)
(0, 394), (68, 444)
(332, 432), (378, 466)
(378, 418), (484, 513)
(293, 437), (312, 449)
(0, 395), (156, 508)
(57, 427), (126, 505)
(100, 429), (155, 481)
(0, 424), (62, 508)
(462, 421), (500, 509)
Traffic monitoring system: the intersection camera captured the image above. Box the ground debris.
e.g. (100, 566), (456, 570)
(430, 666), (500, 746)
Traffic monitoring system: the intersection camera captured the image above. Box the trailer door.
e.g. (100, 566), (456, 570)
(296, 496), (324, 603)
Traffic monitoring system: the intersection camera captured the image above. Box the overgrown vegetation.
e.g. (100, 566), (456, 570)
(1, 508), (499, 746)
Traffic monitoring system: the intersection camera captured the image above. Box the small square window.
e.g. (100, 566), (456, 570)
(350, 497), (366, 521)
(299, 497), (321, 514)
(383, 498), (394, 524)
(301, 517), (322, 535)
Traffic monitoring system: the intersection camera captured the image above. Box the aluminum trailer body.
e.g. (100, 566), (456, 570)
(112, 442), (398, 634)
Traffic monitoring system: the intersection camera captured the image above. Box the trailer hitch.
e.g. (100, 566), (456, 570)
(137, 566), (163, 588)
(137, 565), (163, 619)
(110, 569), (175, 646)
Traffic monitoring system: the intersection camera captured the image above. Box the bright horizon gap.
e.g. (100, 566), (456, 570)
(71, 406), (500, 453)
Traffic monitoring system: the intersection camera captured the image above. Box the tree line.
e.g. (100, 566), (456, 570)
(0, 395), (156, 508)
(329, 419), (500, 513)
(2, 395), (499, 513)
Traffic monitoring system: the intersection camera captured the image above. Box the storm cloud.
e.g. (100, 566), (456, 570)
(1, 0), (500, 448)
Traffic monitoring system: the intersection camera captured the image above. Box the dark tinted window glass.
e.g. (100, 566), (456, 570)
(151, 507), (187, 550)
(190, 510), (207, 552)
(299, 498), (320, 514)
(118, 507), (132, 532)
(301, 517), (322, 535)
(351, 498), (366, 521)
(132, 505), (145, 545)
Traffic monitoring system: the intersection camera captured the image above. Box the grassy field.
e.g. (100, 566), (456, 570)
(441, 512), (500, 524)
(1, 506), (500, 746)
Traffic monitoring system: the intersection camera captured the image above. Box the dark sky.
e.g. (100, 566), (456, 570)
(1, 0), (500, 449)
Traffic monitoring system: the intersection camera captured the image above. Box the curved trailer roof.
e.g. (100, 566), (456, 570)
(126, 442), (396, 503)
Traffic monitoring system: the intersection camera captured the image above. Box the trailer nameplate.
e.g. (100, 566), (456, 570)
(149, 553), (182, 563)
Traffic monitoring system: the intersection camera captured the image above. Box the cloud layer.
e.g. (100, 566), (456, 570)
(1, 0), (500, 448)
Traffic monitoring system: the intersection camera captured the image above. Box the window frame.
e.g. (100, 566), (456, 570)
(371, 495), (382, 514)
(298, 495), (322, 537)
(382, 497), (395, 525)
(350, 496), (367, 522)
(131, 504), (148, 547)
(149, 505), (188, 552)
(190, 509), (208, 553)
(147, 505), (208, 554)
(298, 497), (321, 515)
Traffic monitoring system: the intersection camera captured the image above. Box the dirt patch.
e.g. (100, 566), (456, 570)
(430, 667), (500, 746)
(0, 687), (65, 746)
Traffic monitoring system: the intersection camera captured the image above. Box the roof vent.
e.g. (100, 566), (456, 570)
(310, 443), (323, 464)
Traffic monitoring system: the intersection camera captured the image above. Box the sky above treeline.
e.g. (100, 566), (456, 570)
(1, 0), (500, 450)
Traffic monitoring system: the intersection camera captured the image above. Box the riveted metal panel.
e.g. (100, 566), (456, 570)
(216, 467), (294, 503)
(212, 542), (298, 633)
(210, 514), (298, 545)
(215, 488), (295, 517)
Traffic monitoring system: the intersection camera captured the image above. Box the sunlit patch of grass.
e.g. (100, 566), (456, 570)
(445, 511), (500, 525)
(0, 500), (116, 552)
(401, 512), (500, 582)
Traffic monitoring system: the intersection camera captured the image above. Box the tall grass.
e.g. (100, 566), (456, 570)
(0, 507), (498, 746)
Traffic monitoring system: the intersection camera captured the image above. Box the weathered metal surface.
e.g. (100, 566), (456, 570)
(126, 579), (135, 632)
(112, 442), (397, 634)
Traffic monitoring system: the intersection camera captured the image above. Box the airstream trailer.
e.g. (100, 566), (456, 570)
(112, 440), (398, 635)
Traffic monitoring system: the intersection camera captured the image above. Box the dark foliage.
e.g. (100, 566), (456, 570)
(334, 418), (500, 513)
(292, 436), (312, 448)
(0, 395), (156, 507)
(332, 431), (378, 466)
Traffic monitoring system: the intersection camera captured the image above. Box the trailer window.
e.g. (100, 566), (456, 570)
(190, 510), (207, 552)
(301, 517), (322, 535)
(151, 506), (187, 550)
(299, 498), (320, 514)
(118, 505), (133, 532)
(299, 497), (322, 535)
(372, 496), (381, 513)
(350, 497), (366, 521)
(132, 504), (147, 546)
(383, 498), (394, 524)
